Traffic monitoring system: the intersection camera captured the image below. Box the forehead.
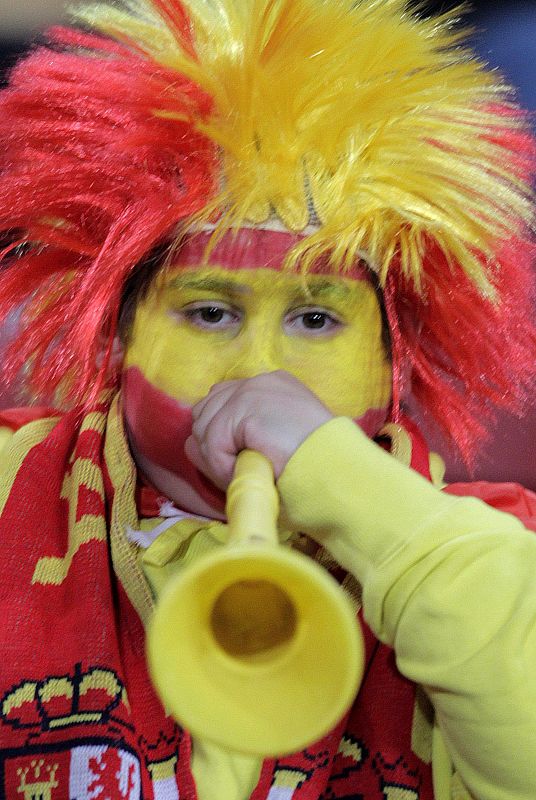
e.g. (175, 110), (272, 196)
(142, 228), (377, 308)
(168, 228), (371, 276)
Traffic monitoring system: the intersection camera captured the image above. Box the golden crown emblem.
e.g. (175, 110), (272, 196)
(2, 665), (127, 730)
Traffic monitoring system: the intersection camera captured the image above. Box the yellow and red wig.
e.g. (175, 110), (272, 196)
(0, 0), (534, 460)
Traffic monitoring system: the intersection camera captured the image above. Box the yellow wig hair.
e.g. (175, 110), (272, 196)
(75, 0), (533, 292)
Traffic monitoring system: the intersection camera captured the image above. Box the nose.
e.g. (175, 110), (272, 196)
(223, 330), (281, 381)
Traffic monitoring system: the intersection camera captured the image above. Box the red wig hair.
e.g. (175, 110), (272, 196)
(0, 27), (217, 404)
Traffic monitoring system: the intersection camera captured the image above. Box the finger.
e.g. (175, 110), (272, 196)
(190, 382), (238, 444)
(184, 425), (235, 490)
(199, 414), (238, 489)
(191, 379), (238, 421)
(183, 434), (205, 472)
(185, 416), (237, 490)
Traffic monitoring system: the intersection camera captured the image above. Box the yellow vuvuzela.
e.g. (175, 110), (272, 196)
(147, 450), (364, 757)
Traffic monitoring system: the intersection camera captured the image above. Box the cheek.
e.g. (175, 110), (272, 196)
(332, 337), (392, 414)
(285, 334), (391, 419)
(125, 311), (227, 406)
(122, 366), (192, 467)
(281, 288), (391, 419)
(122, 366), (226, 510)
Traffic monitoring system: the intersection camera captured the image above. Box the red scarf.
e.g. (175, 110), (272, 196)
(0, 398), (534, 799)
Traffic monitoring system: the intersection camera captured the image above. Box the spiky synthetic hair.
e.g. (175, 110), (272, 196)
(0, 0), (534, 459)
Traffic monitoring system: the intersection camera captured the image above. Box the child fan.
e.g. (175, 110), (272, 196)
(0, 2), (535, 799)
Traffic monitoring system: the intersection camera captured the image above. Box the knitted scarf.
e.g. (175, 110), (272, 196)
(1, 396), (533, 800)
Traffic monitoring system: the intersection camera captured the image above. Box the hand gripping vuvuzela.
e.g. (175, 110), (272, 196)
(147, 450), (364, 757)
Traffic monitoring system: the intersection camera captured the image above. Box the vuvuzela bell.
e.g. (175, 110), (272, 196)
(147, 450), (364, 757)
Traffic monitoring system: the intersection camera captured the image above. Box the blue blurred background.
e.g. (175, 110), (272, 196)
(0, 1), (535, 488)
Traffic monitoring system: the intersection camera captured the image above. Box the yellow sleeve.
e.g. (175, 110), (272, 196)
(278, 417), (536, 800)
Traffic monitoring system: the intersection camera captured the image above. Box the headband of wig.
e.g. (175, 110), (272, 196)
(0, 0), (535, 461)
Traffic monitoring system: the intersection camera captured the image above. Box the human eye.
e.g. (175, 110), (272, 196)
(175, 301), (241, 331)
(284, 306), (344, 337)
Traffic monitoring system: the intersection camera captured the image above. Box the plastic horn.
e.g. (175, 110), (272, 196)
(147, 450), (364, 757)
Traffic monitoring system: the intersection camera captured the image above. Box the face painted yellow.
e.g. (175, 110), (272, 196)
(124, 266), (392, 418)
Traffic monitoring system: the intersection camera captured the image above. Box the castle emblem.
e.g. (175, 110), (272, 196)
(17, 759), (58, 800)
(4, 745), (141, 800)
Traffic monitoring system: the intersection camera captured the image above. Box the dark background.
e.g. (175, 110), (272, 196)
(0, 1), (535, 488)
(2, 1), (536, 98)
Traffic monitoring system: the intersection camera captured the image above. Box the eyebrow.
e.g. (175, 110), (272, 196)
(165, 274), (351, 300)
(165, 276), (253, 295)
(293, 279), (351, 301)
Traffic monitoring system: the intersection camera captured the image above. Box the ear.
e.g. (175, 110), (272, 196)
(109, 335), (125, 370)
(96, 334), (124, 371)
